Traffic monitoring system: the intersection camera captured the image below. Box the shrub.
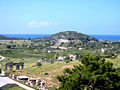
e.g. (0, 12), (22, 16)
(65, 60), (70, 63)
(36, 62), (42, 66)
(44, 72), (48, 75)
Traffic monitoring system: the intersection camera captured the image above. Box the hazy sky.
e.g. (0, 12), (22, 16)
(0, 0), (120, 34)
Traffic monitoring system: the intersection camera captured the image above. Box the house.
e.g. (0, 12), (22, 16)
(57, 56), (66, 61)
(48, 50), (51, 53)
(69, 54), (77, 60)
(101, 48), (107, 53)
(79, 48), (82, 50)
(58, 46), (67, 50)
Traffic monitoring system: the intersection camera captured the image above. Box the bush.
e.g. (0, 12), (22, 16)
(36, 62), (42, 66)
(51, 61), (54, 64)
(44, 72), (48, 75)
(65, 60), (70, 63)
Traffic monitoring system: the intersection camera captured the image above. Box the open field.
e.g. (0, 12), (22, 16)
(3, 60), (80, 88)
(106, 56), (120, 69)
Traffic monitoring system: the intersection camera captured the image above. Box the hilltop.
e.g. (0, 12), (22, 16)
(32, 31), (98, 43)
(49, 31), (97, 41)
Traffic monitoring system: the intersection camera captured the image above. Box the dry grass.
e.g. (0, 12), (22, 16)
(106, 58), (120, 68)
(11, 60), (80, 88)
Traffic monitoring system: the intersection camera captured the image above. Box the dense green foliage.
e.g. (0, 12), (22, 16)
(57, 55), (120, 90)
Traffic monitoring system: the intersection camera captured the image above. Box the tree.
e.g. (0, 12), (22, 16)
(36, 62), (42, 66)
(57, 55), (120, 90)
(7, 45), (12, 49)
(0, 68), (1, 74)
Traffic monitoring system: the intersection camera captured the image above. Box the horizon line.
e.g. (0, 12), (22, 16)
(1, 34), (120, 35)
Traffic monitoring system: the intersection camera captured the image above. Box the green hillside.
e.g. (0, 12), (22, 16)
(32, 31), (98, 43)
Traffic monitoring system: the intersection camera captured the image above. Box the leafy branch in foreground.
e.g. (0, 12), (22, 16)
(57, 55), (120, 90)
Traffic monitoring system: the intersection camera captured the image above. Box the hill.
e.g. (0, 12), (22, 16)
(0, 35), (20, 40)
(32, 31), (98, 43)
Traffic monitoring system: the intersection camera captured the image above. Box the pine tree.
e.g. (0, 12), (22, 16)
(57, 55), (120, 90)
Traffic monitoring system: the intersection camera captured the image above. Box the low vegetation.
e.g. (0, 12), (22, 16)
(36, 62), (42, 66)
(0, 31), (120, 89)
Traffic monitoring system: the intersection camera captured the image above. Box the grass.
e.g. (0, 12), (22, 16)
(9, 60), (80, 89)
(106, 58), (120, 68)
(3, 85), (25, 90)
(23, 60), (80, 76)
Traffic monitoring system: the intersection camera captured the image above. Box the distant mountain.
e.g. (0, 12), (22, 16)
(0, 35), (19, 40)
(51, 31), (97, 41)
(32, 31), (98, 43)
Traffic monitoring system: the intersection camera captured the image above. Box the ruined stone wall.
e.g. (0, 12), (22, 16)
(5, 62), (24, 70)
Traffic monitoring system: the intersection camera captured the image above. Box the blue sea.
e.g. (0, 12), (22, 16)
(89, 35), (120, 41)
(1, 34), (120, 40)
(1, 34), (51, 39)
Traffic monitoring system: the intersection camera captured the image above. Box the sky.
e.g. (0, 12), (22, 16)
(0, 0), (120, 34)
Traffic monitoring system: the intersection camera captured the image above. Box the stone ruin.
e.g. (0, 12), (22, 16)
(5, 62), (24, 70)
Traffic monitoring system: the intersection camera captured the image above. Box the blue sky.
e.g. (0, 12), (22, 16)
(0, 0), (120, 34)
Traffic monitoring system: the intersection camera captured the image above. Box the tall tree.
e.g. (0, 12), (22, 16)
(57, 55), (120, 90)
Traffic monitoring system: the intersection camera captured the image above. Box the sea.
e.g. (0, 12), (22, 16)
(1, 34), (120, 41)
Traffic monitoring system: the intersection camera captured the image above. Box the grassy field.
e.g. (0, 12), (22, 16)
(7, 60), (80, 88)
(106, 57), (120, 69)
